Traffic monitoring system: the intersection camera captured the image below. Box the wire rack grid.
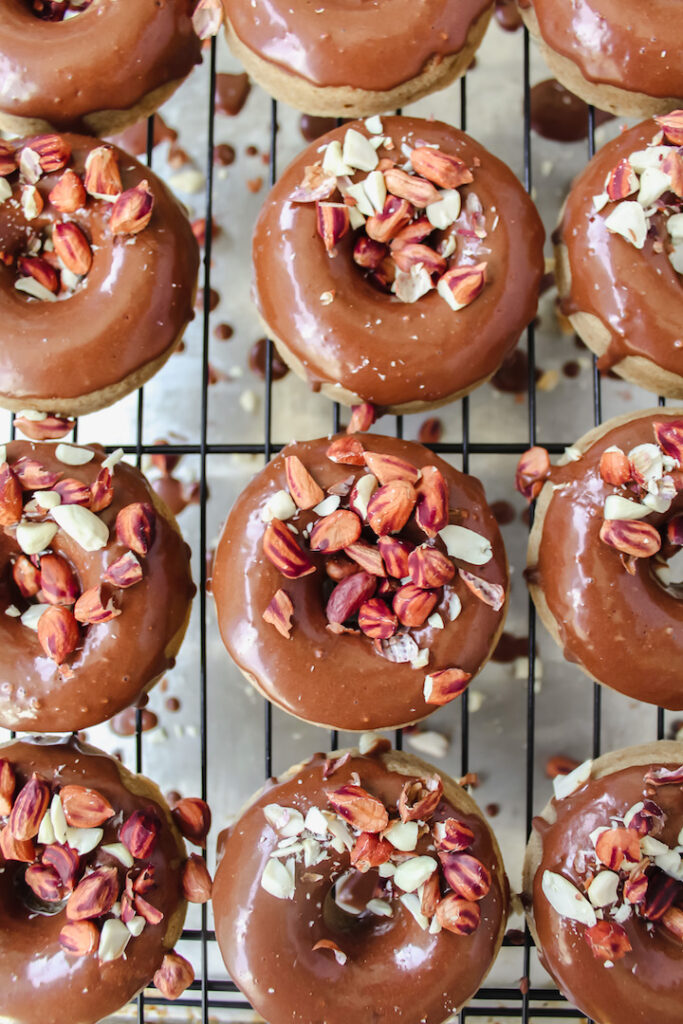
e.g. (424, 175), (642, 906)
(6, 21), (671, 1024)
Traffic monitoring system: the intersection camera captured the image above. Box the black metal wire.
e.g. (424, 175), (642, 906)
(43, 19), (667, 1024)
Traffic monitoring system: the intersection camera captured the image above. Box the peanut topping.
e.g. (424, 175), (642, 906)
(543, 763), (683, 964)
(290, 122), (492, 310)
(257, 439), (504, 709)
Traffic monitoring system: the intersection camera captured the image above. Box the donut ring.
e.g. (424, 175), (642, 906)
(519, 1), (683, 118)
(213, 744), (509, 1024)
(0, 734), (206, 1023)
(212, 433), (508, 732)
(221, 0), (493, 118)
(521, 409), (683, 710)
(523, 741), (683, 1024)
(555, 113), (683, 400)
(0, 133), (199, 416)
(0, 0), (202, 136)
(252, 116), (545, 412)
(0, 440), (195, 732)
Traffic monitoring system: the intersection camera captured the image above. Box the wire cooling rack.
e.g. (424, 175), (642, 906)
(4, 22), (671, 1024)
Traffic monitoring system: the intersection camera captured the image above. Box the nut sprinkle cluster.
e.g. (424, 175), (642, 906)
(517, 419), (683, 574)
(0, 758), (211, 997)
(0, 443), (154, 669)
(261, 436), (505, 708)
(289, 117), (491, 309)
(259, 740), (491, 949)
(0, 133), (154, 302)
(591, 111), (683, 272)
(542, 761), (683, 965)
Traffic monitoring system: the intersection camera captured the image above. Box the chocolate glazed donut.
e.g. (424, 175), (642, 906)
(213, 744), (508, 1024)
(0, 440), (195, 732)
(555, 113), (683, 400)
(0, 133), (199, 415)
(519, 409), (683, 710)
(222, 0), (493, 117)
(212, 433), (508, 731)
(523, 742), (683, 1024)
(252, 116), (545, 413)
(0, 735), (209, 1024)
(0, 0), (202, 136)
(518, 1), (683, 117)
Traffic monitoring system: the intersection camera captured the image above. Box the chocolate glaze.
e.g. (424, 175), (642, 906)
(213, 751), (507, 1024)
(0, 0), (201, 130)
(532, 762), (683, 1024)
(519, 0), (683, 100)
(222, 0), (492, 92)
(0, 441), (195, 731)
(253, 117), (544, 408)
(0, 134), (199, 406)
(531, 412), (683, 709)
(212, 434), (507, 731)
(558, 118), (683, 376)
(0, 735), (185, 1024)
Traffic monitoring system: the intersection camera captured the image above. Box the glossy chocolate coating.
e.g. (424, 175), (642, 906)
(0, 441), (195, 731)
(212, 434), (507, 731)
(0, 735), (185, 1024)
(0, 0), (201, 130)
(531, 412), (683, 709)
(532, 762), (683, 1024)
(222, 0), (491, 91)
(252, 117), (545, 408)
(558, 118), (683, 376)
(519, 0), (683, 99)
(0, 134), (199, 406)
(213, 751), (507, 1024)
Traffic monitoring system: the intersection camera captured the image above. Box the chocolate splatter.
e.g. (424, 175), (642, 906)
(492, 632), (530, 663)
(249, 337), (290, 381)
(299, 114), (338, 142)
(195, 288), (220, 312)
(530, 79), (614, 143)
(214, 323), (234, 341)
(491, 350), (543, 394)
(214, 143), (236, 166)
(215, 73), (251, 116)
(110, 707), (159, 736)
(562, 360), (581, 378)
(490, 500), (516, 526)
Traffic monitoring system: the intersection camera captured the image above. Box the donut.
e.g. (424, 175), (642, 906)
(213, 743), (508, 1024)
(0, 132), (199, 416)
(0, 734), (213, 1023)
(212, 433), (508, 731)
(518, 1), (683, 118)
(523, 741), (683, 1024)
(0, 440), (195, 732)
(221, 0), (493, 118)
(518, 408), (683, 710)
(555, 112), (683, 399)
(252, 116), (544, 413)
(0, 0), (202, 136)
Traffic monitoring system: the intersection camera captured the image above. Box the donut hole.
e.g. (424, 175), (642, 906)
(25, 0), (90, 20)
(323, 867), (391, 934)
(13, 866), (67, 916)
(9, 219), (94, 304)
